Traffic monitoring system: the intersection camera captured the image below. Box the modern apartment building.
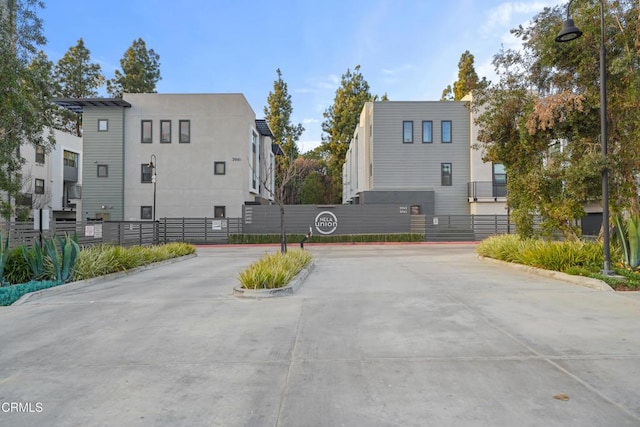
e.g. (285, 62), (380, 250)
(55, 93), (275, 221)
(343, 98), (507, 216)
(16, 129), (82, 221)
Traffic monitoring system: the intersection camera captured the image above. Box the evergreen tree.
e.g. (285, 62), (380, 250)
(107, 38), (161, 98)
(53, 38), (104, 135)
(0, 0), (53, 219)
(441, 50), (488, 101)
(320, 65), (374, 203)
(263, 68), (304, 204)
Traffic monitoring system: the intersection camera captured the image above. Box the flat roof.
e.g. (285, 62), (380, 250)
(53, 98), (132, 113)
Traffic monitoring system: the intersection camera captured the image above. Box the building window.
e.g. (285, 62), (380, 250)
(35, 178), (45, 194)
(35, 145), (45, 164)
(98, 119), (108, 132)
(251, 132), (258, 190)
(179, 120), (190, 143)
(441, 163), (452, 186)
(141, 206), (152, 220)
(214, 161), (226, 175)
(403, 121), (413, 143)
(493, 163), (507, 197)
(141, 164), (153, 183)
(97, 164), (109, 177)
(422, 121), (433, 143)
(214, 206), (226, 218)
(160, 120), (171, 143)
(441, 121), (452, 143)
(141, 120), (152, 143)
(63, 150), (78, 167)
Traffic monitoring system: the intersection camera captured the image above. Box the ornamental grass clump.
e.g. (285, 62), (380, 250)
(477, 234), (603, 272)
(238, 249), (312, 290)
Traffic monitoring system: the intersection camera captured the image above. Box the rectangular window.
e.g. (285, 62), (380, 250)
(35, 178), (45, 194)
(441, 163), (452, 186)
(441, 120), (452, 143)
(141, 164), (153, 183)
(63, 150), (78, 167)
(141, 120), (152, 143)
(97, 164), (109, 177)
(160, 120), (171, 143)
(179, 120), (190, 143)
(35, 145), (45, 164)
(141, 206), (152, 220)
(98, 119), (108, 132)
(403, 121), (413, 143)
(251, 132), (258, 190)
(214, 161), (226, 175)
(493, 163), (507, 197)
(422, 121), (433, 143)
(214, 206), (226, 218)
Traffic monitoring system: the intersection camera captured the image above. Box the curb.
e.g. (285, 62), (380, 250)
(478, 256), (613, 292)
(12, 254), (198, 305)
(233, 262), (316, 299)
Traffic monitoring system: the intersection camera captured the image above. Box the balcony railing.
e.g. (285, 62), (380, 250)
(468, 181), (507, 201)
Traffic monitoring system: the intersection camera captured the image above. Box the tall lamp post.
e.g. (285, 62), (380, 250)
(148, 154), (157, 222)
(555, 0), (611, 275)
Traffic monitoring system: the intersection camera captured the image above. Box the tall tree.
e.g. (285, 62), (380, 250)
(474, 2), (640, 239)
(441, 50), (489, 101)
(320, 65), (374, 203)
(53, 38), (104, 135)
(0, 0), (53, 219)
(263, 68), (305, 204)
(107, 38), (161, 98)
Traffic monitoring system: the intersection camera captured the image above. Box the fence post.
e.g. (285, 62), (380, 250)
(182, 217), (185, 242)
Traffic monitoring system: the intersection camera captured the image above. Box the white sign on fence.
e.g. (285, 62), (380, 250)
(94, 224), (103, 238)
(85, 225), (95, 237)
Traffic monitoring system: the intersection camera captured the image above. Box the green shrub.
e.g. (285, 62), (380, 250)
(238, 249), (312, 289)
(476, 234), (529, 263)
(229, 233), (424, 245)
(477, 234), (603, 273)
(0, 231), (9, 285)
(0, 280), (60, 306)
(73, 242), (195, 281)
(3, 247), (33, 285)
(22, 242), (46, 280)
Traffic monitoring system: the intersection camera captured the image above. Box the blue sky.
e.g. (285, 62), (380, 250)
(39, 0), (558, 152)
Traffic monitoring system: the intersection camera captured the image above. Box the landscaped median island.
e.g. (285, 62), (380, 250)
(234, 249), (313, 298)
(477, 234), (640, 291)
(0, 230), (195, 306)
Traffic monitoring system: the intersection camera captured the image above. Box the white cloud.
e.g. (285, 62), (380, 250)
(303, 118), (320, 125)
(481, 1), (556, 37)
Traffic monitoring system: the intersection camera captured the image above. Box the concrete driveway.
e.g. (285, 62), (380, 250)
(1, 244), (639, 426)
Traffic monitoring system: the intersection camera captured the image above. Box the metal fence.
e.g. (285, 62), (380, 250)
(424, 215), (515, 242)
(1, 214), (527, 247)
(160, 218), (242, 244)
(0, 221), (158, 249)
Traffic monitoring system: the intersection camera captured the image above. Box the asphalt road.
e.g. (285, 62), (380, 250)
(1, 244), (639, 426)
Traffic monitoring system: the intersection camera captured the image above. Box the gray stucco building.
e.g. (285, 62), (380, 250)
(343, 99), (507, 216)
(56, 94), (275, 221)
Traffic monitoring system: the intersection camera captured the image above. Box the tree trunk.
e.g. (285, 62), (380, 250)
(280, 204), (287, 253)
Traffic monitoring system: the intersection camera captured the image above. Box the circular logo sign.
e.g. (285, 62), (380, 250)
(314, 211), (338, 235)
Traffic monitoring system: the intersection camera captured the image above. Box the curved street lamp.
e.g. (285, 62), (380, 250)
(148, 154), (157, 222)
(555, 0), (611, 275)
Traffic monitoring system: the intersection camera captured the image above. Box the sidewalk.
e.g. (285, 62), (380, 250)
(1, 244), (639, 426)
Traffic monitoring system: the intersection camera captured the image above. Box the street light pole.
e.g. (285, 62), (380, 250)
(555, 0), (611, 275)
(149, 154), (157, 222)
